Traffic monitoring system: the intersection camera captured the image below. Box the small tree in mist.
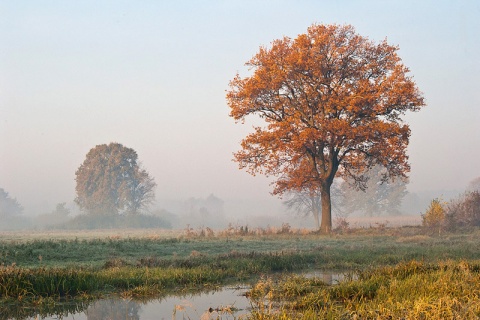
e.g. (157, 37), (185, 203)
(0, 188), (30, 230)
(126, 168), (156, 215)
(35, 202), (70, 228)
(52, 202), (70, 217)
(467, 177), (480, 192)
(183, 194), (227, 228)
(0, 188), (23, 217)
(284, 165), (407, 228)
(340, 165), (408, 216)
(75, 143), (156, 215)
(421, 198), (446, 234)
(283, 182), (343, 229)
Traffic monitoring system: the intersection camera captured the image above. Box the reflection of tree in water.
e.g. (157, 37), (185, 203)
(86, 299), (141, 320)
(0, 301), (89, 320)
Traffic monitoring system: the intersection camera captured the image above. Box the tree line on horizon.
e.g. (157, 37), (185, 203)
(1, 157), (478, 231)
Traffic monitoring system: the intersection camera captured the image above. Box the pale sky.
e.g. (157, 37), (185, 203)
(1, 1), (479, 215)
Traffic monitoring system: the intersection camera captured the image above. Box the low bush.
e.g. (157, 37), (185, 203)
(421, 198), (446, 234)
(445, 191), (480, 230)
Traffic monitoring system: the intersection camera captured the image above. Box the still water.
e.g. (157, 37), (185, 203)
(5, 271), (345, 320)
(19, 286), (251, 320)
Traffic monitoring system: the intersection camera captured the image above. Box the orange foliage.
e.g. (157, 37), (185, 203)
(227, 24), (425, 233)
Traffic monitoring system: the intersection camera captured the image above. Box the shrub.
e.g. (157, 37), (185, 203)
(445, 191), (480, 230)
(333, 216), (350, 234)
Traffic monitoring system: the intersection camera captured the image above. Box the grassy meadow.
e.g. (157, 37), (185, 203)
(1, 226), (480, 318)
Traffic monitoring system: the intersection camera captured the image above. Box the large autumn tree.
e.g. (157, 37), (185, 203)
(75, 143), (156, 215)
(227, 24), (425, 233)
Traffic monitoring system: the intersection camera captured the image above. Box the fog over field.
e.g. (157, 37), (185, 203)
(1, 1), (479, 227)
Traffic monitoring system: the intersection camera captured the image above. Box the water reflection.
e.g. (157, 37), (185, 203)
(302, 270), (350, 284)
(0, 300), (89, 320)
(3, 270), (346, 320)
(86, 299), (141, 320)
(10, 286), (251, 320)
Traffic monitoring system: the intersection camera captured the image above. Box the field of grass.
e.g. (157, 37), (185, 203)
(2, 226), (480, 318)
(2, 227), (480, 268)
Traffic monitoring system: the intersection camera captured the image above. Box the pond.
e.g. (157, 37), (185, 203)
(6, 286), (251, 320)
(4, 271), (347, 320)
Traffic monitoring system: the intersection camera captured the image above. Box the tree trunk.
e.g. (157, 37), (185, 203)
(320, 183), (332, 233)
(311, 196), (320, 230)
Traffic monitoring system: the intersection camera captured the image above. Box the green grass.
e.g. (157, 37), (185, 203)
(0, 250), (323, 301)
(2, 227), (480, 268)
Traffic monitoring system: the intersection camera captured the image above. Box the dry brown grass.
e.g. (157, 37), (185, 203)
(345, 214), (421, 228)
(396, 234), (432, 243)
(0, 228), (181, 243)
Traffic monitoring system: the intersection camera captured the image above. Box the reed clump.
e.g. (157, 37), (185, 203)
(0, 249), (319, 304)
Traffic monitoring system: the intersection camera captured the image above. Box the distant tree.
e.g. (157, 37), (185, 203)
(0, 188), (23, 217)
(151, 209), (175, 229)
(467, 177), (480, 192)
(183, 194), (226, 228)
(205, 194), (225, 216)
(227, 24), (425, 233)
(125, 167), (156, 215)
(35, 202), (70, 228)
(283, 181), (343, 229)
(340, 165), (408, 215)
(75, 143), (156, 215)
(284, 165), (406, 227)
(52, 202), (70, 217)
